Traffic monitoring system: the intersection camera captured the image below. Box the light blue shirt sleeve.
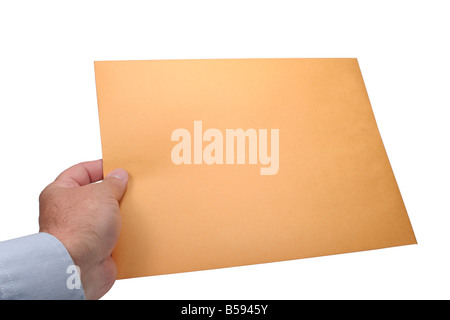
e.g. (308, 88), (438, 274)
(0, 232), (85, 300)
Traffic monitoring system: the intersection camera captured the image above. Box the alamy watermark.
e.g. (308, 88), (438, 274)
(171, 120), (280, 175)
(66, 265), (82, 290)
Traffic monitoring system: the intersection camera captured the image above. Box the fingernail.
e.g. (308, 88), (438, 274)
(106, 168), (128, 182)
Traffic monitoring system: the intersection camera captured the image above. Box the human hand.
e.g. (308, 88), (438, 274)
(38, 159), (128, 300)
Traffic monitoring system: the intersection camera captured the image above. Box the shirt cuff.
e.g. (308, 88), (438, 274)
(0, 232), (85, 300)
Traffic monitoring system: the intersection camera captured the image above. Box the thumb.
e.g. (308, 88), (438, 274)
(101, 168), (129, 201)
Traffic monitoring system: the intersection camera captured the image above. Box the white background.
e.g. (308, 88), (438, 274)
(0, 1), (449, 300)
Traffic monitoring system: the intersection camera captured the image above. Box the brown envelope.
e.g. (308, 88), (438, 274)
(94, 58), (416, 280)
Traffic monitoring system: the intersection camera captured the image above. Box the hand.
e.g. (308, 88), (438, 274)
(38, 159), (128, 300)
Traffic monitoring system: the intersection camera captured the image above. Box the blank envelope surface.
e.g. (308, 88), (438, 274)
(94, 58), (416, 279)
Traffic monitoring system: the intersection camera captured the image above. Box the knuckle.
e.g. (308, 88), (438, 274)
(39, 185), (54, 205)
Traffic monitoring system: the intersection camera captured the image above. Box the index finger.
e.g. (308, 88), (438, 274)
(55, 159), (104, 187)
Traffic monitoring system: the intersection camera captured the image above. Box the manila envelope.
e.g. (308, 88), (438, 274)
(94, 58), (416, 280)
